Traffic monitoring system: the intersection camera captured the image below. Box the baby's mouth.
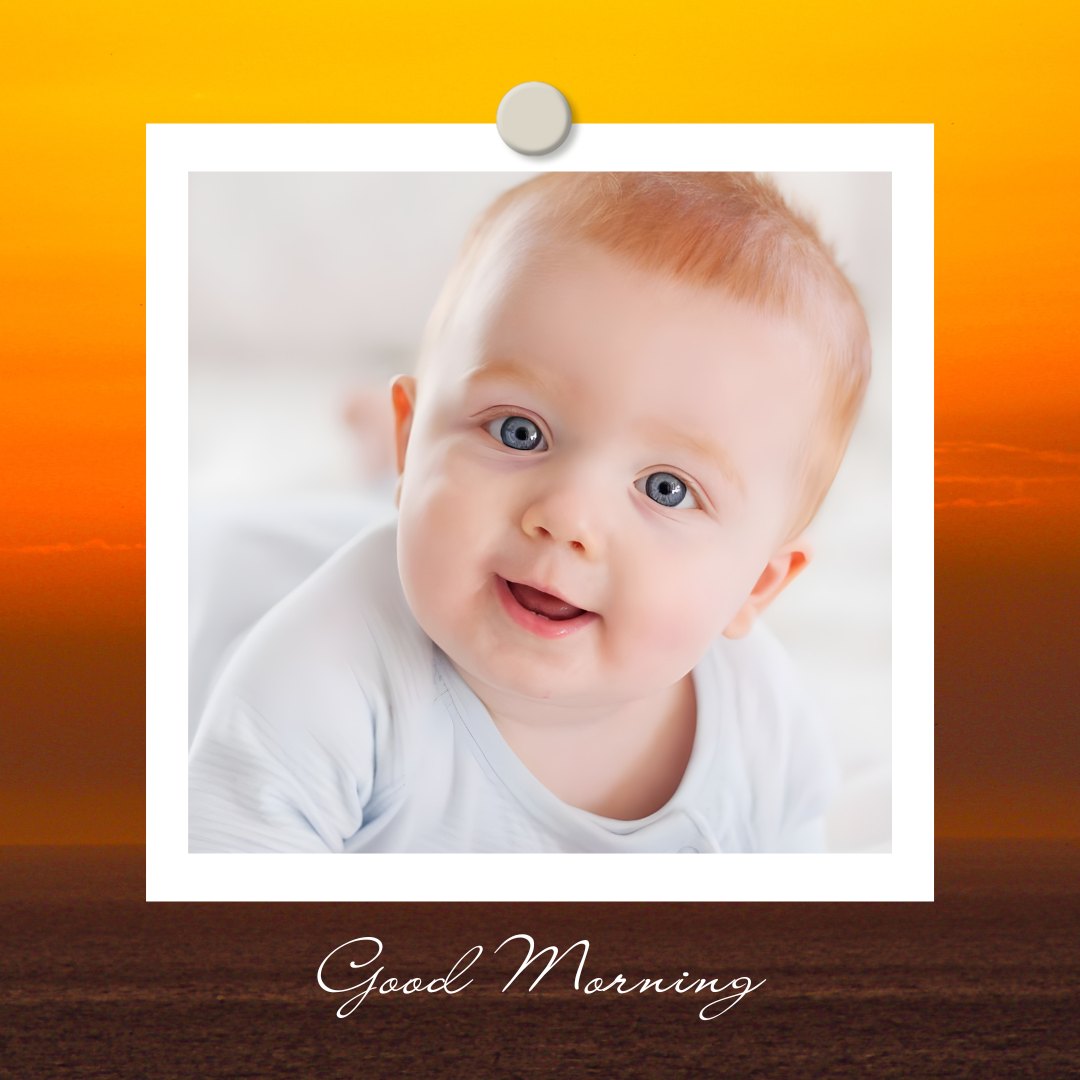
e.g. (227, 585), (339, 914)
(505, 580), (588, 621)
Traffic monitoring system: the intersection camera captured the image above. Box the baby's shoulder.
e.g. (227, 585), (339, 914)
(697, 623), (825, 762)
(703, 623), (804, 703)
(205, 518), (433, 726)
(698, 625), (838, 848)
(189, 520), (434, 850)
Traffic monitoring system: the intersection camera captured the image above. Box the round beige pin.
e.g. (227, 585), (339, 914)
(496, 82), (572, 155)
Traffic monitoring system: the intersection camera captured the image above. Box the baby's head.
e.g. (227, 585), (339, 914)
(390, 173), (870, 712)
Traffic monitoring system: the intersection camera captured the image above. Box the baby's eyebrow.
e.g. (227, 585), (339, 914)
(461, 357), (561, 400)
(642, 422), (745, 497)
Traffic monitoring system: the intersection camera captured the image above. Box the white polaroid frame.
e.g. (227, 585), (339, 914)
(147, 123), (933, 902)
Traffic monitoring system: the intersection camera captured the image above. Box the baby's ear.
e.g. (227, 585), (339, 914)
(390, 375), (417, 470)
(722, 537), (812, 640)
(389, 375), (417, 507)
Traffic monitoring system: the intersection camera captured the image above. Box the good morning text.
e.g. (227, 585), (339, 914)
(317, 935), (764, 1022)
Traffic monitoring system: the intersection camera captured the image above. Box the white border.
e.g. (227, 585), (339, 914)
(147, 124), (933, 901)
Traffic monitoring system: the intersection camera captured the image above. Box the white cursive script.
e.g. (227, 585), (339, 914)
(316, 936), (483, 1018)
(317, 934), (764, 1022)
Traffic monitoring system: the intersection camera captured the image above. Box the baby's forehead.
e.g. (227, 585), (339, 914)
(422, 231), (838, 442)
(453, 235), (740, 338)
(443, 245), (809, 358)
(441, 261), (824, 414)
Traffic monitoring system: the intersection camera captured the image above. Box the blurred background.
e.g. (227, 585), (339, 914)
(189, 171), (892, 852)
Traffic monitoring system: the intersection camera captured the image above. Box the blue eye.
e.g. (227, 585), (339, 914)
(488, 416), (546, 451)
(636, 471), (698, 509)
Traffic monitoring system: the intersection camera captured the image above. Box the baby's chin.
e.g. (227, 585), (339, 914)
(441, 644), (608, 710)
(455, 654), (692, 727)
(447, 647), (565, 702)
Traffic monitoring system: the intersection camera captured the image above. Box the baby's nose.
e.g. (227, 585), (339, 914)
(519, 475), (605, 557)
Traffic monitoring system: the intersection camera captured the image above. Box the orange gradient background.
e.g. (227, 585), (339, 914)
(1, 2), (1077, 842)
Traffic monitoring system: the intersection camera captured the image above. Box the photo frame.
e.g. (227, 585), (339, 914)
(147, 123), (933, 901)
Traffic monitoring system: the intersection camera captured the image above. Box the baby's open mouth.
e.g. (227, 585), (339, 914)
(505, 580), (588, 621)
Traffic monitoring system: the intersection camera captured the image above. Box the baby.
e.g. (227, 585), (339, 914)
(189, 172), (871, 854)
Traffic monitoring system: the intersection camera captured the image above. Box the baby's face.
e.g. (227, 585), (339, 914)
(394, 242), (820, 710)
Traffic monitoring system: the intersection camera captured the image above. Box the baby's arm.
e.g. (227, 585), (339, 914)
(189, 689), (373, 853)
(188, 591), (379, 853)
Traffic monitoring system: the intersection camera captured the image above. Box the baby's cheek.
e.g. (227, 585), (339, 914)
(403, 453), (469, 539)
(400, 452), (497, 598)
(626, 574), (725, 669)
(399, 475), (466, 609)
(413, 443), (485, 514)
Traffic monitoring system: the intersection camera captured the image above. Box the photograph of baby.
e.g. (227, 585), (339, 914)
(188, 171), (891, 855)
